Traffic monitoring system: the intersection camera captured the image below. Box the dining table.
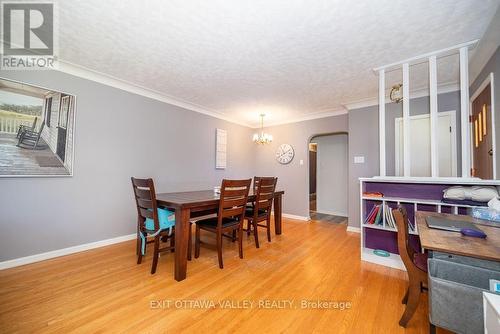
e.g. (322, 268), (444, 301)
(156, 189), (285, 281)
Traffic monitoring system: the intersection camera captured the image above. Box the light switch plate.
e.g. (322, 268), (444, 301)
(354, 156), (365, 164)
(299, 159), (304, 165)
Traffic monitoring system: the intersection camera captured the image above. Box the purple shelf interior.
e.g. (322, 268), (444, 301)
(365, 182), (450, 200)
(363, 181), (462, 255)
(365, 228), (421, 254)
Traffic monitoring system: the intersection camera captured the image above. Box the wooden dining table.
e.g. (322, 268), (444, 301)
(156, 189), (284, 281)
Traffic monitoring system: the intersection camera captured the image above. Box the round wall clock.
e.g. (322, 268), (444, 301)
(276, 144), (294, 164)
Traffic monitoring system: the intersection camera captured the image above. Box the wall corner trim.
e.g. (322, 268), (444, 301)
(0, 233), (136, 270)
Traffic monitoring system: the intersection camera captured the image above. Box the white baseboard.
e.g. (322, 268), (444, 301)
(315, 209), (348, 217)
(281, 213), (311, 221)
(346, 226), (361, 233)
(0, 233), (136, 270)
(271, 211), (310, 221)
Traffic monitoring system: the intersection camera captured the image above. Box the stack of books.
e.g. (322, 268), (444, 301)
(364, 204), (415, 233)
(364, 204), (383, 226)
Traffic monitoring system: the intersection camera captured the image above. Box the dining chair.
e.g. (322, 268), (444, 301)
(245, 177), (277, 248)
(194, 179), (251, 269)
(131, 177), (192, 274)
(392, 206), (428, 327)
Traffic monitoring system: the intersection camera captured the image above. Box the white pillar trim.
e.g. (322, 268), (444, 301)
(460, 47), (470, 177)
(379, 69), (386, 176)
(429, 55), (439, 177)
(402, 63), (410, 177)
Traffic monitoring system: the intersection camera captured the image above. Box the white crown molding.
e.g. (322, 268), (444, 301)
(57, 60), (351, 129)
(342, 82), (460, 111)
(0, 233), (136, 270)
(56, 60), (252, 127)
(256, 108), (348, 128)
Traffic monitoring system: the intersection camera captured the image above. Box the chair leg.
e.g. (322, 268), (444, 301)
(188, 223), (192, 261)
(402, 287), (409, 304)
(170, 234), (175, 253)
(238, 226), (243, 259)
(216, 231), (223, 269)
(151, 236), (160, 274)
(253, 219), (260, 248)
(137, 236), (143, 264)
(195, 225), (200, 258)
(266, 216), (271, 242)
(232, 230), (236, 242)
(136, 226), (140, 255)
(247, 220), (252, 236)
(399, 280), (421, 327)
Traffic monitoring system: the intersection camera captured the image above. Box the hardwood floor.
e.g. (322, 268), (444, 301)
(0, 216), (446, 333)
(309, 212), (347, 223)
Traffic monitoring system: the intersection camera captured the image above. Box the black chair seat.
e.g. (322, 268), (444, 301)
(196, 216), (240, 228)
(245, 207), (268, 218)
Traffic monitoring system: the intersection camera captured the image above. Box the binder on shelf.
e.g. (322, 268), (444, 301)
(374, 205), (383, 225)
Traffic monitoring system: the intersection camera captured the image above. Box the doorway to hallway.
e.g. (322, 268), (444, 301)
(309, 133), (348, 221)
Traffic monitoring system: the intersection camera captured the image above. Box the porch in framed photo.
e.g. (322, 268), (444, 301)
(0, 78), (76, 176)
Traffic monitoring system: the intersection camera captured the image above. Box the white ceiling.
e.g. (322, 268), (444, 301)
(57, 0), (500, 127)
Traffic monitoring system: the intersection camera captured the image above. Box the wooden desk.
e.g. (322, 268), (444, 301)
(416, 211), (500, 262)
(156, 190), (284, 281)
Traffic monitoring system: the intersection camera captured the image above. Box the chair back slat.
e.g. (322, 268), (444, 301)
(255, 177), (277, 212)
(131, 177), (159, 230)
(393, 206), (418, 272)
(134, 188), (152, 200)
(222, 188), (249, 199)
(217, 179), (251, 222)
(137, 198), (154, 209)
(222, 197), (248, 209)
(139, 207), (155, 220)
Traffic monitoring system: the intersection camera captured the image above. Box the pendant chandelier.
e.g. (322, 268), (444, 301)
(252, 114), (273, 144)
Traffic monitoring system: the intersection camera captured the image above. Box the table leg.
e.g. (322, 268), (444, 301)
(274, 194), (282, 235)
(174, 207), (190, 281)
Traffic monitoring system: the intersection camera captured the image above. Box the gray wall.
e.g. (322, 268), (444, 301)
(470, 46), (500, 178)
(315, 134), (348, 216)
(254, 115), (349, 219)
(348, 106), (380, 229)
(0, 70), (256, 261)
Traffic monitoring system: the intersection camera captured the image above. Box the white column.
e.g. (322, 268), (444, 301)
(379, 69), (386, 176)
(402, 63), (410, 177)
(460, 47), (470, 177)
(429, 56), (439, 177)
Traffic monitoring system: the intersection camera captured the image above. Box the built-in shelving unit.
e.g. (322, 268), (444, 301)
(359, 177), (500, 270)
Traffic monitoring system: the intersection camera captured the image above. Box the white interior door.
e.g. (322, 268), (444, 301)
(395, 111), (457, 177)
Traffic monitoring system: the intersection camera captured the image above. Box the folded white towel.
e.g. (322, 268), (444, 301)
(443, 186), (466, 200)
(443, 186), (498, 202)
(488, 196), (500, 211)
(470, 186), (498, 202)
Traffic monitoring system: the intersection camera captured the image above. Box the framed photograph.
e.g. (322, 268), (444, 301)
(0, 77), (76, 177)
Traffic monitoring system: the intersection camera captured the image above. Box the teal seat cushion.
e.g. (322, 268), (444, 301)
(145, 208), (175, 231)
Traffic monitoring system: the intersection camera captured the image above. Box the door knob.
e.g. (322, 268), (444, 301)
(488, 149), (493, 156)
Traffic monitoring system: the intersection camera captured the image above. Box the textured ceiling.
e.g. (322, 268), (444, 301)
(56, 0), (500, 126)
